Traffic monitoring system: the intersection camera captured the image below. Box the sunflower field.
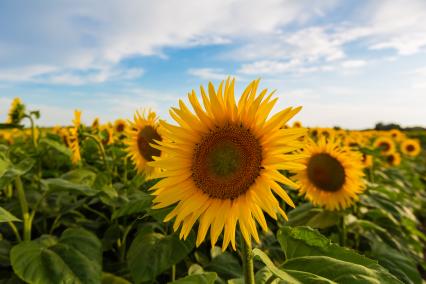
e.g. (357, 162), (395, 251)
(1, 79), (426, 284)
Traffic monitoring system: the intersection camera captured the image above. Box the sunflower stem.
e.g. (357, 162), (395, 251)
(241, 237), (255, 284)
(25, 114), (37, 148)
(15, 176), (31, 241)
(338, 214), (346, 247)
(84, 134), (111, 174)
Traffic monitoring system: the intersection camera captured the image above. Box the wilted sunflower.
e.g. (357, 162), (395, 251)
(126, 110), (164, 177)
(7, 98), (26, 124)
(91, 117), (100, 130)
(148, 78), (306, 250)
(114, 119), (127, 134)
(401, 139), (421, 157)
(69, 110), (82, 165)
(386, 152), (401, 167)
(373, 136), (395, 155)
(295, 136), (365, 211)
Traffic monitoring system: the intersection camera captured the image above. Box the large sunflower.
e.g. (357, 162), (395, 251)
(148, 78), (306, 250)
(401, 139), (421, 157)
(294, 137), (365, 211)
(125, 110), (164, 177)
(69, 110), (82, 165)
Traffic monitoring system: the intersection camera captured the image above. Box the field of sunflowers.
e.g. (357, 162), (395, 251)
(1, 79), (425, 284)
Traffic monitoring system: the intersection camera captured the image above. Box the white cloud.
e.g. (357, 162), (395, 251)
(341, 60), (367, 69)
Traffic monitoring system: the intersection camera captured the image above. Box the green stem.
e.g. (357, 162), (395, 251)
(339, 214), (346, 247)
(25, 114), (37, 148)
(83, 134), (110, 174)
(241, 237), (255, 284)
(15, 176), (31, 241)
(123, 157), (128, 185)
(171, 265), (176, 282)
(7, 221), (22, 242)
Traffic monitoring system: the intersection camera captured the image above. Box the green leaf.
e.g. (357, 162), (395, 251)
(39, 138), (71, 157)
(252, 249), (302, 284)
(0, 207), (21, 223)
(0, 239), (12, 267)
(169, 272), (217, 284)
(0, 157), (35, 187)
(112, 191), (153, 220)
(286, 203), (338, 229)
(42, 178), (98, 196)
(205, 251), (242, 280)
(101, 272), (131, 284)
(369, 242), (422, 284)
(277, 226), (402, 284)
(10, 228), (102, 284)
(127, 230), (195, 283)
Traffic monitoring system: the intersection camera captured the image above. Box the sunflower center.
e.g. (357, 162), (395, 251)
(191, 124), (262, 200)
(406, 144), (415, 152)
(387, 155), (395, 163)
(307, 153), (345, 192)
(378, 142), (390, 151)
(116, 123), (125, 132)
(137, 126), (162, 161)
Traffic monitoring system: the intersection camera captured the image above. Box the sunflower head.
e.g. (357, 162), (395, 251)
(295, 136), (365, 211)
(114, 119), (128, 134)
(386, 152), (401, 167)
(148, 78), (306, 250)
(91, 117), (100, 131)
(373, 136), (395, 155)
(292, 121), (302, 128)
(401, 139), (421, 157)
(100, 125), (115, 145)
(7, 98), (26, 124)
(125, 110), (163, 177)
(361, 153), (373, 168)
(389, 129), (404, 141)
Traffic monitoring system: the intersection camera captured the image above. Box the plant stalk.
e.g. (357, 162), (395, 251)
(15, 176), (31, 241)
(241, 237), (255, 284)
(339, 214), (346, 247)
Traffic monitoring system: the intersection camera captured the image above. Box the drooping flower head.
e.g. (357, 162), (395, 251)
(7, 98), (26, 124)
(125, 110), (164, 177)
(148, 78), (306, 250)
(295, 136), (366, 211)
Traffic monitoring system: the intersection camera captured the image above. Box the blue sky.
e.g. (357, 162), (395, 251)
(0, 0), (425, 128)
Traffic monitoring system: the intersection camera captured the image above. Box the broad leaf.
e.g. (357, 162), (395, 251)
(10, 228), (102, 284)
(170, 272), (217, 284)
(127, 230), (195, 283)
(0, 207), (21, 223)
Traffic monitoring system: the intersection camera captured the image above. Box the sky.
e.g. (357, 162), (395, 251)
(0, 0), (425, 129)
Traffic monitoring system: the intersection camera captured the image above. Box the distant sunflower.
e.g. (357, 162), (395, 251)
(91, 117), (100, 131)
(389, 129), (403, 141)
(126, 110), (164, 177)
(295, 137), (365, 211)
(361, 153), (373, 168)
(7, 98), (26, 124)
(100, 125), (115, 145)
(69, 110), (82, 164)
(114, 119), (127, 134)
(401, 139), (421, 157)
(386, 152), (401, 167)
(373, 136), (395, 155)
(148, 78), (306, 250)
(292, 121), (302, 128)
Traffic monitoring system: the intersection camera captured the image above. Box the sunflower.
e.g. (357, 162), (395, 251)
(373, 136), (395, 155)
(386, 152), (401, 167)
(361, 153), (373, 168)
(401, 139), (421, 157)
(294, 136), (365, 211)
(125, 110), (164, 177)
(114, 119), (128, 134)
(69, 110), (82, 165)
(389, 129), (404, 141)
(148, 78), (306, 250)
(91, 117), (100, 131)
(292, 121), (302, 128)
(7, 98), (26, 124)
(100, 125), (115, 145)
